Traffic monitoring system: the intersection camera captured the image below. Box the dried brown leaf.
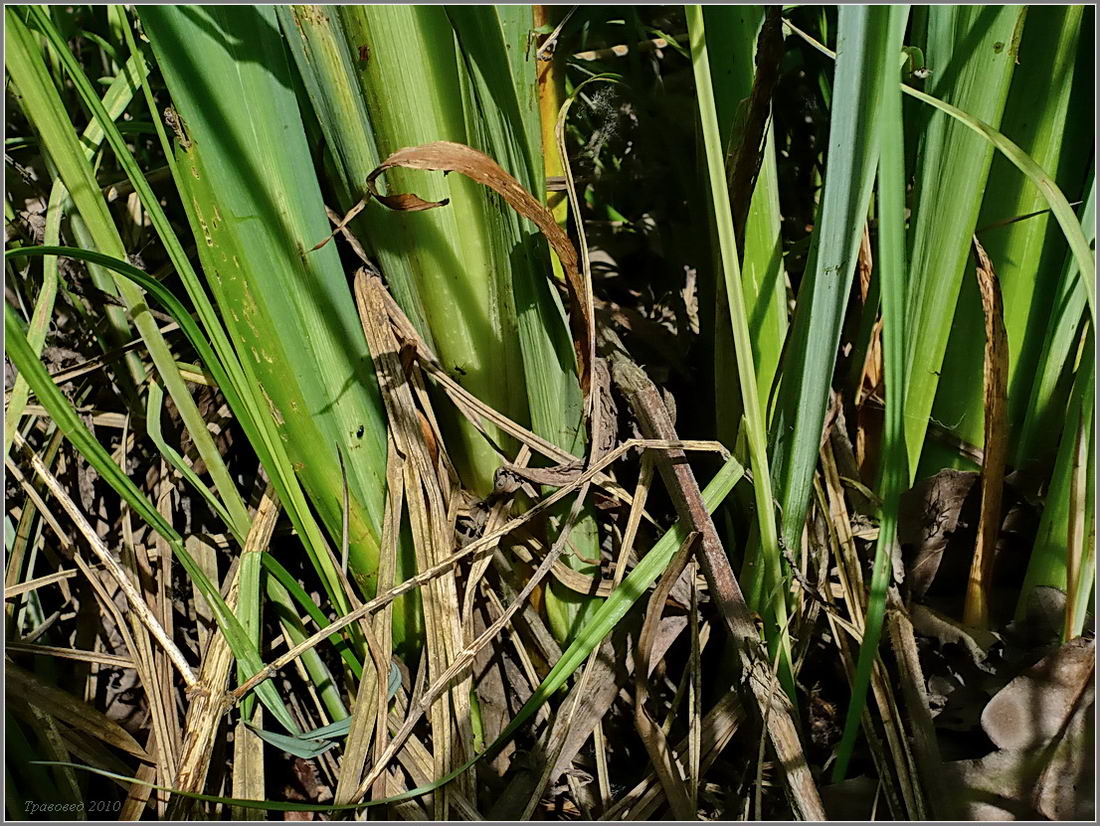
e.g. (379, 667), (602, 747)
(366, 141), (593, 396)
(964, 238), (1010, 628)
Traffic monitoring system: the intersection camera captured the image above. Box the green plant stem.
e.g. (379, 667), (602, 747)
(833, 4), (911, 782)
(687, 4), (793, 697)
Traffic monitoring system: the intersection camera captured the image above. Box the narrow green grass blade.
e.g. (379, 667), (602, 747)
(5, 50), (151, 458)
(833, 5), (911, 781)
(242, 723), (337, 761)
(260, 554), (363, 679)
(15, 5), (252, 538)
(4, 182), (62, 459)
(759, 9), (898, 690)
(704, 5), (788, 433)
(1016, 336), (1094, 619)
(238, 543), (263, 724)
(265, 576), (349, 723)
(765, 5), (893, 549)
(1017, 173), (1095, 465)
(688, 4), (793, 695)
(701, 8), (790, 680)
(5, 30), (144, 401)
(145, 381), (243, 544)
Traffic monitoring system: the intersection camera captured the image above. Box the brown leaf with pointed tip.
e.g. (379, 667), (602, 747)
(964, 237), (1010, 628)
(365, 141), (593, 397)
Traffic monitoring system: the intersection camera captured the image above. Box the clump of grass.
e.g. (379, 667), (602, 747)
(5, 4), (1093, 819)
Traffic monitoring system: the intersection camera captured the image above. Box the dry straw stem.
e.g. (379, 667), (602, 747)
(4, 440), (77, 609)
(121, 449), (182, 793)
(608, 351), (824, 819)
(886, 591), (952, 820)
(634, 531), (701, 819)
(372, 281), (639, 508)
(964, 239), (1009, 629)
(231, 709), (265, 821)
(167, 485), (280, 816)
(3, 642), (133, 669)
(354, 270), (470, 816)
(13, 431), (197, 688)
(460, 446), (529, 626)
(335, 440), (402, 807)
(8, 447), (170, 790)
(346, 433), (628, 808)
(606, 691), (743, 820)
(816, 445), (924, 819)
(495, 455), (659, 815)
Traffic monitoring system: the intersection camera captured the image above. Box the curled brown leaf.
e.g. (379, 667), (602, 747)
(365, 141), (593, 397)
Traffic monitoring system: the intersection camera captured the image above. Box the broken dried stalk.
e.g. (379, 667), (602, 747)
(964, 238), (1009, 628)
(167, 486), (280, 816)
(502, 453), (660, 816)
(610, 691), (744, 820)
(886, 591), (952, 819)
(814, 464), (922, 819)
(608, 352), (824, 819)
